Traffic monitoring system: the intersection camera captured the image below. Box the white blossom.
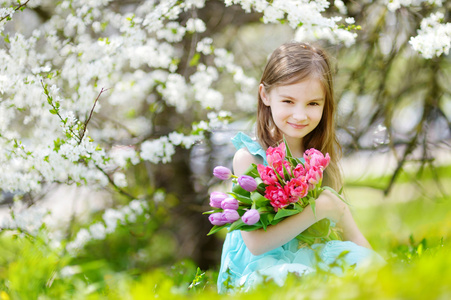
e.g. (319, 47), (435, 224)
(156, 22), (186, 42)
(182, 0), (206, 10)
(110, 146), (140, 168)
(153, 190), (166, 203)
(196, 37), (213, 55)
(66, 228), (91, 253)
(157, 73), (188, 113)
(235, 91), (257, 112)
(89, 222), (107, 240)
(229, 0), (357, 45)
(140, 137), (176, 164)
(334, 0), (347, 14)
(168, 132), (185, 146)
(113, 172), (128, 188)
(186, 18), (206, 33)
(409, 12), (451, 59)
(386, 0), (442, 12)
(103, 208), (124, 233)
(0, 201), (48, 235)
(345, 17), (355, 24)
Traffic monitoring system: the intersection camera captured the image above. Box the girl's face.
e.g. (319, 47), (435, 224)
(259, 77), (325, 150)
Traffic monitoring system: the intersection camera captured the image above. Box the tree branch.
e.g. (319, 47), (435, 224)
(0, 0), (30, 22)
(79, 87), (109, 144)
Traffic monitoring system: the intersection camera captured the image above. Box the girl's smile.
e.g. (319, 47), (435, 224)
(259, 77), (325, 153)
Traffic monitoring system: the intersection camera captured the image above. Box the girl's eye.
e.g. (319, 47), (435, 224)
(309, 102), (319, 106)
(282, 100), (293, 104)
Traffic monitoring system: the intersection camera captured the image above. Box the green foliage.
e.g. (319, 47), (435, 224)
(1, 184), (451, 299)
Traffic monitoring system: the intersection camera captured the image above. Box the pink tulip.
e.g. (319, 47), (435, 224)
(242, 209), (260, 225)
(213, 166), (233, 180)
(303, 149), (330, 170)
(265, 184), (289, 211)
(210, 192), (228, 208)
(305, 165), (323, 190)
(223, 209), (240, 223)
(238, 175), (258, 192)
(284, 177), (308, 202)
(275, 160), (292, 178)
(257, 164), (278, 185)
(208, 213), (227, 226)
(221, 197), (239, 210)
(293, 164), (306, 178)
(266, 143), (286, 168)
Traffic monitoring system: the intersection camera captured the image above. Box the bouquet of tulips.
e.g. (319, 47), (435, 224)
(204, 138), (344, 246)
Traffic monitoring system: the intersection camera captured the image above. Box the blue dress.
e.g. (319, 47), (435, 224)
(217, 132), (384, 293)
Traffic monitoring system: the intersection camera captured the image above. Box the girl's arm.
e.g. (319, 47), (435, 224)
(233, 149), (371, 256)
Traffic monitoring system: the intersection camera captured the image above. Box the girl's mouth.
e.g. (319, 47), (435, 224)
(288, 122), (308, 129)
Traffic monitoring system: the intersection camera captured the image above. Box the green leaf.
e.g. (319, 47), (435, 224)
(229, 219), (245, 232)
(188, 267), (206, 290)
(202, 209), (222, 215)
(274, 208), (299, 220)
(296, 218), (332, 244)
(273, 167), (285, 185)
(49, 109), (57, 115)
(294, 202), (305, 212)
(207, 224), (228, 236)
(336, 250), (350, 259)
(309, 197), (317, 219)
(283, 135), (293, 158)
(270, 218), (283, 225)
(229, 192), (252, 205)
(243, 163), (260, 178)
(322, 186), (349, 205)
(257, 205), (273, 214)
(251, 192), (270, 207)
(240, 224), (263, 231)
(259, 214), (268, 231)
(257, 182), (266, 194)
(189, 53), (200, 66)
(282, 162), (291, 180)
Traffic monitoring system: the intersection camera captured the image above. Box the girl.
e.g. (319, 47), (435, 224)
(217, 42), (383, 292)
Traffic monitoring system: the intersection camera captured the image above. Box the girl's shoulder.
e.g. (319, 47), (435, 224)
(231, 132), (267, 159)
(231, 132), (266, 175)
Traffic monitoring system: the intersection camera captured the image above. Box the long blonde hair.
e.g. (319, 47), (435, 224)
(256, 42), (342, 190)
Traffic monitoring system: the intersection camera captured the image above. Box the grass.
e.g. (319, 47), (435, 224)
(1, 173), (451, 299)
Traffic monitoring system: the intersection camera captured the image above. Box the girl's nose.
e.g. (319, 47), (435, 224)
(292, 110), (307, 121)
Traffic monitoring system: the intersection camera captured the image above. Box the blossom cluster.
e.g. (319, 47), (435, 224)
(385, 0), (443, 12)
(66, 199), (149, 254)
(409, 12), (451, 59)
(258, 145), (330, 211)
(0, 0), (246, 195)
(0, 201), (49, 236)
(226, 0), (359, 47)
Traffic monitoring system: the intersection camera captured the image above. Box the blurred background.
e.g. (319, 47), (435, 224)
(0, 0), (450, 298)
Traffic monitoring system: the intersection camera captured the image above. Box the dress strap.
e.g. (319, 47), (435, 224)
(231, 132), (267, 163)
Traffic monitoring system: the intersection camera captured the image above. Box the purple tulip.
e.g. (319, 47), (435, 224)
(238, 175), (258, 192)
(210, 192), (228, 208)
(221, 197), (239, 210)
(208, 213), (227, 226)
(223, 209), (240, 223)
(242, 209), (260, 225)
(213, 166), (232, 180)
